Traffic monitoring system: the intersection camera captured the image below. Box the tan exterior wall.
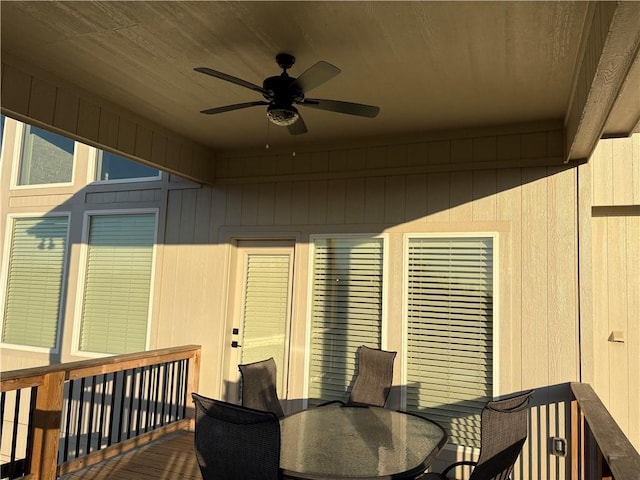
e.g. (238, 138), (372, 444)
(10, 116), (640, 477)
(585, 134), (640, 452)
(151, 135), (578, 478)
(156, 160), (580, 399)
(591, 134), (640, 207)
(0, 117), (198, 370)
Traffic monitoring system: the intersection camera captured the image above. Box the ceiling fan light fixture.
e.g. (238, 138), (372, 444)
(267, 104), (299, 126)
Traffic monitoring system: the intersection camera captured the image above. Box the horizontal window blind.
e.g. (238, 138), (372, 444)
(79, 213), (155, 354)
(308, 237), (383, 405)
(2, 216), (68, 348)
(240, 253), (291, 395)
(406, 237), (493, 448)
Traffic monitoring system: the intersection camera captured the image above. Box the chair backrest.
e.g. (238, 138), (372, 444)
(347, 345), (397, 407)
(191, 393), (281, 480)
(238, 357), (285, 418)
(470, 390), (534, 480)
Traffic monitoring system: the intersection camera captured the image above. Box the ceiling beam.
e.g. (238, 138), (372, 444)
(602, 44), (640, 137)
(564, 1), (640, 163)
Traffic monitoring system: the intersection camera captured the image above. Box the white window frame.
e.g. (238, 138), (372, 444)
(302, 233), (389, 407)
(10, 121), (76, 190)
(71, 208), (158, 358)
(0, 212), (71, 354)
(87, 147), (162, 185)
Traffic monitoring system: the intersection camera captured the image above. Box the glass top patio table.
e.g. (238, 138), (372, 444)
(279, 405), (448, 480)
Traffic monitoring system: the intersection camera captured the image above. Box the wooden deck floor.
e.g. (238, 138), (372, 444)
(60, 431), (201, 480)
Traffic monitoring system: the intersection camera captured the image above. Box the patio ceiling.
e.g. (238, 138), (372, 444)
(1, 1), (639, 178)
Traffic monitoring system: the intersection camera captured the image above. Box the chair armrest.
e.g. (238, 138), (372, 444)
(441, 460), (478, 477)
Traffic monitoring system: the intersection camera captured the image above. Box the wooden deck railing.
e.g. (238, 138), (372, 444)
(571, 382), (640, 480)
(3, 358), (638, 480)
(1, 345), (201, 480)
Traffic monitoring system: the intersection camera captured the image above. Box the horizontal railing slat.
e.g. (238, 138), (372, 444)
(0, 374), (45, 392)
(0, 345), (200, 383)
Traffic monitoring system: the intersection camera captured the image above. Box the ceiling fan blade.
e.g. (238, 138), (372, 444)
(200, 101), (268, 115)
(301, 98), (380, 118)
(194, 67), (270, 96)
(287, 115), (308, 135)
(292, 61), (341, 94)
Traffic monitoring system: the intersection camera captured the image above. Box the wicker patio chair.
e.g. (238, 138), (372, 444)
(321, 345), (397, 408)
(191, 393), (281, 480)
(421, 390), (534, 480)
(347, 345), (397, 407)
(238, 357), (285, 418)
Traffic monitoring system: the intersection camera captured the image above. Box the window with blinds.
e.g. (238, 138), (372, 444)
(2, 216), (69, 349)
(308, 237), (384, 405)
(78, 213), (156, 355)
(240, 253), (291, 396)
(405, 236), (494, 449)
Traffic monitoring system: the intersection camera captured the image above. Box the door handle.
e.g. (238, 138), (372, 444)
(231, 341), (241, 348)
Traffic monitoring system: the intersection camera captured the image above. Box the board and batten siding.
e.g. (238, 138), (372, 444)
(1, 59), (216, 184)
(586, 134), (640, 453)
(0, 112), (634, 478)
(0, 116), (172, 370)
(155, 128), (578, 479)
(591, 134), (640, 207)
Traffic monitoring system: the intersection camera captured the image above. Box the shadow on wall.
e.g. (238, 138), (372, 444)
(6, 152), (567, 366)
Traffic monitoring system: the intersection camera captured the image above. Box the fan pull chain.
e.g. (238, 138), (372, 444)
(265, 118), (270, 149)
(292, 134), (296, 157)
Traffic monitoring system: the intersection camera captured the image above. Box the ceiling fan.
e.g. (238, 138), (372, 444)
(194, 53), (380, 135)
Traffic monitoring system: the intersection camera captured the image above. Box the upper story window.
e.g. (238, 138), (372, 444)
(95, 150), (160, 182)
(18, 125), (74, 186)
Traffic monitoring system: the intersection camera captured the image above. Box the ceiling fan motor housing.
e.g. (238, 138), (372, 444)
(263, 75), (304, 103)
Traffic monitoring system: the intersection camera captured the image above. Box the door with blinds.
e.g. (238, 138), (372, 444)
(226, 241), (295, 410)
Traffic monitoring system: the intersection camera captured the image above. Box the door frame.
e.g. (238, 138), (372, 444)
(221, 237), (297, 409)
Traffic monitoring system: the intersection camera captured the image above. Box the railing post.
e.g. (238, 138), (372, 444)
(571, 399), (579, 480)
(29, 370), (65, 480)
(584, 421), (603, 480)
(186, 348), (201, 424)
